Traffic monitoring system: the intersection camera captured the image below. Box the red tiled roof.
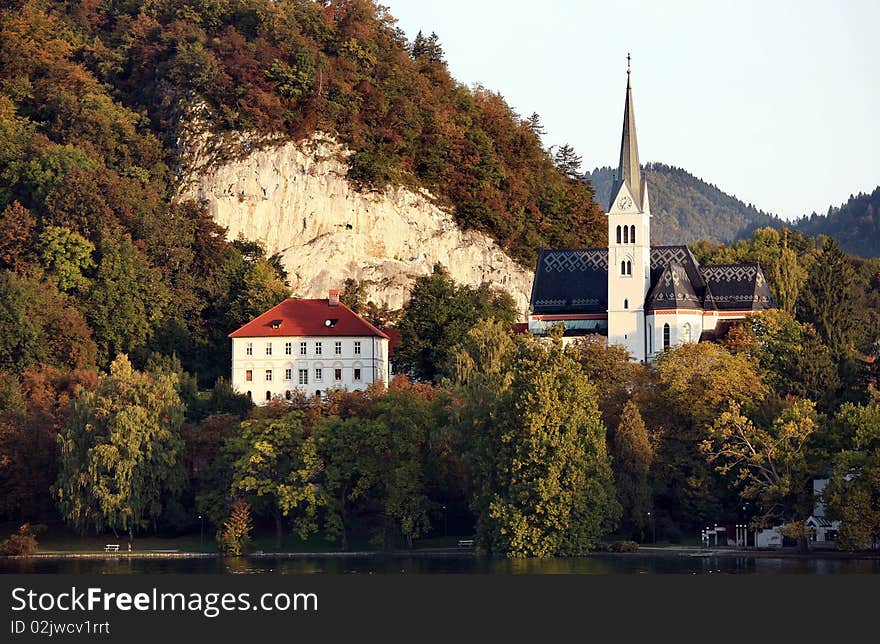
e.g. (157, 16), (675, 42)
(228, 299), (390, 339)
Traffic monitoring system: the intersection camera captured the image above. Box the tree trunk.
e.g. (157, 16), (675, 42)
(273, 509), (283, 550)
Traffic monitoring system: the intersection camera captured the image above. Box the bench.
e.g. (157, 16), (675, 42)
(104, 544), (120, 552)
(457, 539), (474, 548)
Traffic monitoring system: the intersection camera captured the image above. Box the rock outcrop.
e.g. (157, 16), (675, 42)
(180, 134), (533, 314)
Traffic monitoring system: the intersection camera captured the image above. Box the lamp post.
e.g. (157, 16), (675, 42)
(198, 514), (204, 547)
(441, 505), (448, 538)
(647, 511), (656, 544)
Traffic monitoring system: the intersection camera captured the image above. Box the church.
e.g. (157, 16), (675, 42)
(528, 60), (775, 361)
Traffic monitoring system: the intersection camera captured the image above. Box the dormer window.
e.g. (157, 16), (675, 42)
(324, 318), (338, 328)
(270, 319), (282, 329)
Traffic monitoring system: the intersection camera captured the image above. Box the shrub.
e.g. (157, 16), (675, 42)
(606, 540), (639, 553)
(0, 524), (47, 556)
(219, 500), (253, 556)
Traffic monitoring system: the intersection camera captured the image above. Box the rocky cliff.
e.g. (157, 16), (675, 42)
(180, 134), (534, 314)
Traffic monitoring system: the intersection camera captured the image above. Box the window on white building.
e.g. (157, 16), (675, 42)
(298, 369), (308, 385)
(624, 299), (628, 309)
(682, 322), (692, 343)
(334, 341), (342, 355)
(630, 225), (636, 244)
(626, 260), (632, 275)
(616, 225), (622, 244)
(284, 368), (292, 381)
(300, 341), (307, 356)
(265, 342), (272, 356)
(315, 342), (322, 355)
(621, 261), (626, 275)
(663, 324), (671, 350)
(354, 341), (361, 355)
(315, 368), (323, 382)
(245, 370), (253, 382)
(623, 226), (629, 243)
(246, 342), (253, 356)
(265, 391), (271, 401)
(354, 368), (361, 381)
(285, 342), (292, 355)
(265, 369), (273, 381)
(334, 368), (342, 381)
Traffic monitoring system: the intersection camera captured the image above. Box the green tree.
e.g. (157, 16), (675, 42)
(552, 143), (583, 180)
(397, 264), (518, 382)
(796, 237), (865, 356)
(701, 399), (818, 541)
(464, 332), (619, 557)
(228, 410), (319, 549)
(613, 400), (654, 540)
(53, 355), (185, 536)
(825, 397), (880, 551)
(86, 232), (169, 365)
(39, 226), (94, 292)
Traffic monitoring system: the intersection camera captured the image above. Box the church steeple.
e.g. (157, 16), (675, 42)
(615, 53), (643, 210)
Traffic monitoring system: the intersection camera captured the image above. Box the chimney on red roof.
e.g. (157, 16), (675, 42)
(328, 289), (340, 307)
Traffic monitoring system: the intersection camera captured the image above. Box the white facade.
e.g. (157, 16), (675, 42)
(231, 335), (389, 404)
(607, 181), (652, 362)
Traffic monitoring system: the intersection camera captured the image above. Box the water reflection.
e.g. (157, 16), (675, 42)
(2, 554), (878, 575)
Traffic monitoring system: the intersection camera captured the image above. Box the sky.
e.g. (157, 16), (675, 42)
(382, 0), (880, 221)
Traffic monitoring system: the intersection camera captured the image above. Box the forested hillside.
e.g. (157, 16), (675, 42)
(792, 188), (880, 258)
(587, 163), (781, 245)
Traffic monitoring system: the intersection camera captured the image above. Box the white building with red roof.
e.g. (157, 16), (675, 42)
(228, 289), (390, 404)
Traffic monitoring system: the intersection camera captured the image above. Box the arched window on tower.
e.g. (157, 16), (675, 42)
(663, 323), (671, 350)
(616, 225), (621, 244)
(631, 225), (636, 244)
(621, 260), (626, 275)
(626, 260), (632, 275)
(623, 226), (629, 244)
(624, 299), (629, 309)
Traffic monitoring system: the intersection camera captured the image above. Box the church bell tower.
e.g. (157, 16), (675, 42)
(606, 55), (651, 362)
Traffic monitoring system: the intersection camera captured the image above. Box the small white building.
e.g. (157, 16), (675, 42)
(228, 290), (390, 404)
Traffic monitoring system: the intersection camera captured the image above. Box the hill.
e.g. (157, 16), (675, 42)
(792, 188), (880, 258)
(586, 163), (782, 245)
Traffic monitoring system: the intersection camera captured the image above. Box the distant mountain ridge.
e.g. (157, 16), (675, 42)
(586, 163), (782, 245)
(791, 188), (880, 258)
(586, 164), (879, 258)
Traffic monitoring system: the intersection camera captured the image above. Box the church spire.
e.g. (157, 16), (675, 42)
(617, 53), (642, 208)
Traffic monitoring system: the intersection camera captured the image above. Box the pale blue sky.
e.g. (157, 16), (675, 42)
(382, 0), (879, 220)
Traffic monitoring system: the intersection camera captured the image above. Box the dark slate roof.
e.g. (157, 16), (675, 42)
(530, 246), (774, 314)
(699, 263), (775, 311)
(646, 262), (703, 310)
(530, 249), (608, 314)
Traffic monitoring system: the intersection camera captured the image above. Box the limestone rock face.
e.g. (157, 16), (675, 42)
(180, 134), (533, 314)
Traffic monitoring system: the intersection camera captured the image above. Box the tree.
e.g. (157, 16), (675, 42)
(0, 201), (36, 274)
(553, 143), (582, 179)
(396, 264), (518, 382)
(39, 226), (94, 292)
(825, 397), (880, 551)
(567, 334), (641, 428)
(701, 399), (818, 541)
(613, 400), (654, 540)
(463, 332), (619, 557)
(219, 499), (253, 556)
(525, 112), (545, 136)
(228, 410), (319, 549)
(796, 237), (865, 356)
(771, 233), (807, 314)
(86, 232), (169, 365)
(227, 257), (290, 329)
(53, 355), (186, 536)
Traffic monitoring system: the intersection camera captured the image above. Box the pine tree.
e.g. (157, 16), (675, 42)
(526, 112), (545, 135)
(553, 143), (582, 179)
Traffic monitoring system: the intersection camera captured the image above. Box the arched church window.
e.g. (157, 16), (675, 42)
(624, 299), (629, 309)
(621, 261), (626, 275)
(626, 260), (632, 275)
(663, 323), (671, 350)
(682, 322), (692, 343)
(265, 391), (272, 401)
(631, 225), (636, 244)
(616, 226), (621, 244)
(623, 226), (629, 244)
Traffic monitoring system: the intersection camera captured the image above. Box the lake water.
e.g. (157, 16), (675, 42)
(3, 553), (879, 574)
